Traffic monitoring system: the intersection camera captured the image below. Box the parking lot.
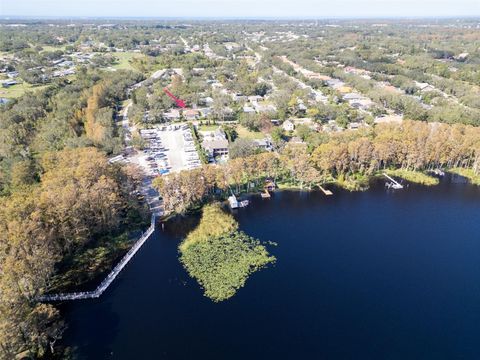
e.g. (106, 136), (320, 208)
(132, 124), (201, 177)
(139, 129), (171, 176)
(155, 125), (202, 172)
(120, 124), (202, 217)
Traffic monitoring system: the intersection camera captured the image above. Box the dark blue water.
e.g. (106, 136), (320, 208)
(62, 179), (480, 359)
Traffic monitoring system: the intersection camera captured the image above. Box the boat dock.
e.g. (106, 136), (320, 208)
(228, 194), (249, 209)
(37, 215), (156, 302)
(319, 185), (333, 195)
(261, 190), (271, 198)
(431, 169), (445, 176)
(383, 173), (404, 189)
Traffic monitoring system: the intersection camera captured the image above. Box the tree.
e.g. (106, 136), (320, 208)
(270, 127), (285, 149)
(229, 138), (259, 159)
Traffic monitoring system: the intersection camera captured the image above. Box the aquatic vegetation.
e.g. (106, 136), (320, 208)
(179, 204), (276, 302)
(335, 173), (370, 191)
(449, 168), (480, 185)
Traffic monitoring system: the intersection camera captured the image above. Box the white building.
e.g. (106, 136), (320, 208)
(282, 120), (295, 132)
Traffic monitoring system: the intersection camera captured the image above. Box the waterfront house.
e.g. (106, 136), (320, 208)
(203, 138), (229, 158)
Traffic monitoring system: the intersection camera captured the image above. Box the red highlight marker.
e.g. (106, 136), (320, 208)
(163, 88), (186, 108)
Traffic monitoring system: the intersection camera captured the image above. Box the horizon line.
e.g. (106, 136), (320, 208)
(2, 15), (480, 21)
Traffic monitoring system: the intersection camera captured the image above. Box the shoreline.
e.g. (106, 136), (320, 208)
(50, 169), (476, 296)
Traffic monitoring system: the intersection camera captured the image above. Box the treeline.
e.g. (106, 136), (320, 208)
(0, 69), (146, 358)
(154, 120), (480, 215)
(0, 69), (143, 195)
(0, 148), (147, 359)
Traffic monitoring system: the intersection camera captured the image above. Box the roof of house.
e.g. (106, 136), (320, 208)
(183, 109), (199, 116)
(243, 106), (256, 113)
(343, 92), (364, 100)
(203, 139), (229, 151)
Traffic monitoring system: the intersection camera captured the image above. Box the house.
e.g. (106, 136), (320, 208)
(52, 58), (65, 66)
(348, 122), (361, 130)
(202, 129), (229, 158)
(348, 98), (374, 111)
(343, 92), (364, 101)
(323, 120), (342, 132)
(53, 69), (75, 77)
(1, 80), (17, 88)
(58, 60), (74, 67)
(163, 109), (181, 121)
(326, 79), (344, 89)
(202, 128), (227, 142)
(338, 86), (353, 94)
(192, 67), (205, 74)
(183, 109), (200, 121)
(314, 92), (329, 103)
(306, 73), (331, 81)
(201, 96), (214, 106)
(291, 117), (320, 131)
(253, 138), (273, 151)
(203, 139), (229, 158)
(198, 108), (212, 118)
(248, 95), (263, 102)
(232, 94), (247, 102)
(243, 105), (256, 114)
(283, 120), (295, 132)
(415, 82), (435, 92)
(253, 102), (277, 113)
(455, 52), (469, 61)
(297, 102), (307, 112)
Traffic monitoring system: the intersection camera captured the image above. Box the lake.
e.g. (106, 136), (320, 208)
(62, 177), (480, 359)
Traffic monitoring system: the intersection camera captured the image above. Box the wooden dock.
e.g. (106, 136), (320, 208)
(319, 185), (333, 196)
(37, 215), (156, 302)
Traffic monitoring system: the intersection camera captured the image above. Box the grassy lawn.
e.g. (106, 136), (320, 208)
(383, 169), (439, 186)
(449, 168), (480, 185)
(198, 124), (220, 131)
(0, 82), (49, 99)
(111, 51), (144, 71)
(236, 125), (265, 140)
(40, 44), (67, 52)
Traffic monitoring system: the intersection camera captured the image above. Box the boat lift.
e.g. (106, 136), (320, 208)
(383, 173), (404, 189)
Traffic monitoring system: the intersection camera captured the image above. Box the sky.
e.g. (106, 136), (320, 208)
(1, 0), (480, 18)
